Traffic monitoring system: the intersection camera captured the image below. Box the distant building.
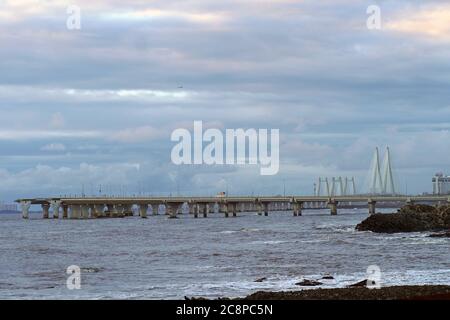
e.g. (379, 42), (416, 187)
(432, 173), (450, 195)
(0, 201), (18, 212)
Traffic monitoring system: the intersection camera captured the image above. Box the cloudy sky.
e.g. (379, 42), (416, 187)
(1, 0), (450, 201)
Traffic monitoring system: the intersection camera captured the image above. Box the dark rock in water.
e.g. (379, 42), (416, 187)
(356, 204), (450, 233)
(295, 279), (323, 286)
(254, 277), (267, 283)
(429, 231), (450, 238)
(348, 279), (368, 288)
(81, 267), (103, 273)
(321, 275), (334, 280)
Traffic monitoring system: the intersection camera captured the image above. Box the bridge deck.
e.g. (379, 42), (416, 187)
(15, 195), (450, 205)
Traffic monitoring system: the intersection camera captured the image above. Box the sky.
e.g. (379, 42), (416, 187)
(1, 0), (450, 201)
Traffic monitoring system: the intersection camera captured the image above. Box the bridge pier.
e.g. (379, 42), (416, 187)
(139, 204), (148, 218)
(368, 200), (376, 215)
(21, 201), (31, 219)
(256, 202), (262, 216)
(166, 203), (178, 219)
(115, 204), (125, 217)
(70, 205), (81, 219)
(153, 203), (160, 215)
(329, 200), (338, 215)
(62, 204), (69, 219)
(263, 202), (269, 216)
(106, 204), (114, 217)
(94, 204), (104, 218)
(50, 200), (61, 219)
(81, 205), (90, 219)
(189, 203), (196, 216)
(223, 203), (229, 218)
(42, 203), (50, 219)
(293, 201), (303, 216)
(193, 203), (199, 218)
(203, 203), (209, 218)
(89, 205), (96, 218)
(124, 204), (133, 216)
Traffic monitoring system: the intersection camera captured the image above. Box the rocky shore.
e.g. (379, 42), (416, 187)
(188, 285), (450, 300)
(356, 204), (450, 233)
(241, 285), (450, 300)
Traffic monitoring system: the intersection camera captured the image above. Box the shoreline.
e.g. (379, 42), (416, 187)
(236, 285), (450, 300)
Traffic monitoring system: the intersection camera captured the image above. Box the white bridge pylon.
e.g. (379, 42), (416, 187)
(368, 146), (396, 195)
(316, 177), (356, 196)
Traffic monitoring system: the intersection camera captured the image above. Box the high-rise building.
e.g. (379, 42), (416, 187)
(432, 173), (450, 195)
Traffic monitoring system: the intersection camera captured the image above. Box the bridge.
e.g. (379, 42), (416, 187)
(15, 195), (450, 219)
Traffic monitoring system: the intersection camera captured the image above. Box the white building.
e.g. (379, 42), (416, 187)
(0, 201), (18, 212)
(432, 173), (450, 195)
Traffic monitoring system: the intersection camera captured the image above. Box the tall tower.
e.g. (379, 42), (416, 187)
(369, 147), (383, 194)
(382, 146), (396, 194)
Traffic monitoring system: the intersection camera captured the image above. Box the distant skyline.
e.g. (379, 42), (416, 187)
(1, 0), (450, 201)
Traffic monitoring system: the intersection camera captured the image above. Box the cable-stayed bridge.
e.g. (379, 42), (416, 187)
(368, 146), (396, 195)
(16, 194), (450, 219)
(16, 146), (440, 220)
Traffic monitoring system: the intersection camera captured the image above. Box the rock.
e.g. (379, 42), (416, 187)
(429, 231), (450, 238)
(80, 267), (103, 273)
(295, 279), (323, 286)
(242, 285), (450, 300)
(321, 275), (334, 280)
(254, 277), (267, 283)
(356, 204), (450, 233)
(348, 279), (368, 288)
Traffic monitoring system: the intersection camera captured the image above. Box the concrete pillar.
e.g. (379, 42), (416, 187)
(194, 203), (199, 218)
(152, 204), (158, 215)
(329, 200), (338, 215)
(295, 202), (299, 216)
(139, 204), (148, 218)
(203, 204), (209, 218)
(223, 203), (229, 218)
(124, 204), (133, 216)
(42, 203), (50, 219)
(228, 203), (236, 217)
(89, 205), (96, 218)
(70, 205), (81, 219)
(167, 203), (177, 219)
(81, 205), (90, 219)
(62, 204), (69, 219)
(21, 201), (31, 219)
(189, 204), (196, 215)
(117, 204), (125, 217)
(256, 202), (262, 216)
(106, 204), (114, 217)
(50, 200), (61, 219)
(232, 203), (237, 217)
(263, 202), (269, 216)
(293, 202), (298, 216)
(296, 202), (303, 216)
(368, 200), (376, 215)
(94, 204), (104, 218)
